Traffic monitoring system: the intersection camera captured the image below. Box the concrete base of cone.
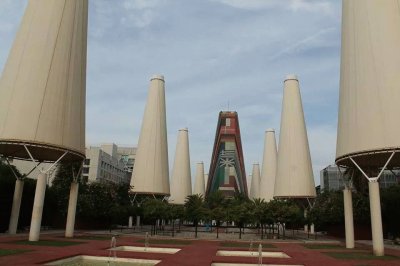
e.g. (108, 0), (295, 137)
(343, 187), (355, 249)
(8, 179), (24, 234)
(29, 173), (47, 241)
(369, 181), (384, 256)
(65, 182), (79, 238)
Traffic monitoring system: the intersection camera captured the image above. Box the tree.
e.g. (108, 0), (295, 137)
(184, 194), (206, 238)
(142, 198), (167, 235)
(205, 191), (225, 238)
(381, 185), (400, 238)
(229, 193), (251, 239)
(166, 204), (184, 237)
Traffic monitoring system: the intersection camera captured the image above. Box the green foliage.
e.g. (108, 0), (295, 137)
(142, 198), (167, 223)
(309, 191), (344, 229)
(381, 184), (400, 238)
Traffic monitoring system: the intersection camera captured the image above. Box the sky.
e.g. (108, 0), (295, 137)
(0, 0), (342, 186)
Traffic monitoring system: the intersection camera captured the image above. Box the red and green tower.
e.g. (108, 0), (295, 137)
(206, 111), (248, 198)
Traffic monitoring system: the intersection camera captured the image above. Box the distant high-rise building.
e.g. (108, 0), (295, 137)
(83, 143), (136, 184)
(320, 164), (399, 192)
(206, 111), (247, 197)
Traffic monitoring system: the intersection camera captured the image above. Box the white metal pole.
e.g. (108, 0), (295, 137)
(369, 181), (384, 256)
(8, 179), (24, 234)
(65, 182), (79, 238)
(343, 186), (355, 248)
(29, 173), (47, 241)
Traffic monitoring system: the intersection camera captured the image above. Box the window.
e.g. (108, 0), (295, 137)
(84, 159), (90, 165)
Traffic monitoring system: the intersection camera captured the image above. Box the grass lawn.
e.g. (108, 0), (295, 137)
(324, 251), (399, 260)
(136, 239), (192, 245)
(0, 249), (31, 256)
(221, 242), (276, 249)
(14, 240), (85, 247)
(303, 244), (349, 250)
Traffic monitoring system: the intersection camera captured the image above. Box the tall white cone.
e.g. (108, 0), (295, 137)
(336, 1), (400, 256)
(130, 75), (170, 196)
(193, 162), (205, 196)
(246, 174), (252, 195)
(274, 75), (316, 198)
(170, 128), (192, 204)
(259, 129), (277, 201)
(250, 163), (261, 199)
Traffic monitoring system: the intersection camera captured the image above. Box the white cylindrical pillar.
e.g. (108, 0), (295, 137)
(29, 173), (47, 241)
(136, 216), (140, 227)
(8, 179), (24, 234)
(369, 181), (384, 256)
(343, 187), (355, 249)
(310, 224), (315, 234)
(129, 216), (133, 228)
(65, 182), (79, 238)
(304, 209), (308, 233)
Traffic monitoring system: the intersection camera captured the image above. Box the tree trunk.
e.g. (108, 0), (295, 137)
(195, 221), (198, 238)
(216, 224), (219, 239)
(239, 226), (242, 239)
(172, 219), (175, 237)
(261, 224), (264, 240)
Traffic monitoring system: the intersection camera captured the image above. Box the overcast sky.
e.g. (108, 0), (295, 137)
(0, 0), (342, 186)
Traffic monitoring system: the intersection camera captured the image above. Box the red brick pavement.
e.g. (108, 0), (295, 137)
(1, 233), (400, 266)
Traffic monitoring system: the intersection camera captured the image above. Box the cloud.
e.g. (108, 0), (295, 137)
(212, 0), (283, 10)
(289, 0), (333, 14)
(213, 0), (334, 14)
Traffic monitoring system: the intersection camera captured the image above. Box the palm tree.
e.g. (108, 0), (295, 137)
(184, 194), (206, 238)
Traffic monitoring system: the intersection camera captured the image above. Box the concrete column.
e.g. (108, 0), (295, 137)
(65, 182), (79, 238)
(8, 179), (24, 234)
(136, 216), (140, 227)
(129, 216), (133, 228)
(343, 187), (355, 248)
(310, 224), (315, 234)
(369, 181), (384, 256)
(304, 209), (308, 233)
(29, 173), (47, 241)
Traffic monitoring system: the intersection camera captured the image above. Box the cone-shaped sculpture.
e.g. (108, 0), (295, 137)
(246, 174), (252, 195)
(274, 75), (316, 198)
(0, 0), (88, 162)
(259, 129), (278, 201)
(336, 0), (400, 168)
(130, 75), (170, 196)
(193, 162), (205, 196)
(250, 163), (261, 199)
(169, 128), (192, 204)
(336, 1), (400, 256)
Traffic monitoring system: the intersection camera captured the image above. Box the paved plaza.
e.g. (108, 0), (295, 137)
(0, 230), (399, 266)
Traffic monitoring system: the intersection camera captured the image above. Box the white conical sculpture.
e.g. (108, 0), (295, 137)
(246, 174), (252, 195)
(249, 163), (261, 199)
(130, 75), (170, 196)
(0, 0), (87, 161)
(336, 1), (400, 256)
(193, 162), (205, 196)
(274, 75), (316, 198)
(259, 129), (278, 201)
(169, 128), (192, 204)
(0, 0), (88, 241)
